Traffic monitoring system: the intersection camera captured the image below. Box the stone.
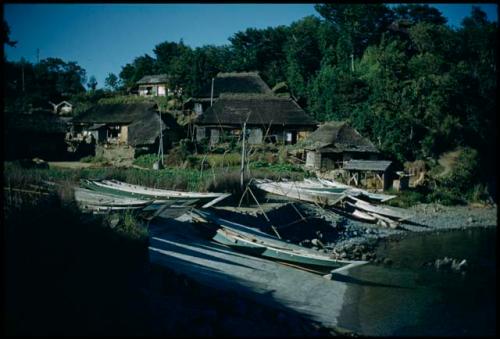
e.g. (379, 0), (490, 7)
(109, 217), (120, 228)
(384, 258), (393, 265)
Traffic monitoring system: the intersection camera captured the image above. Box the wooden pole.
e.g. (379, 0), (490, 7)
(240, 121), (246, 190)
(210, 77), (214, 106)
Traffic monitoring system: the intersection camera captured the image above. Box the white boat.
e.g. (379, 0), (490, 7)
(312, 178), (397, 202)
(253, 179), (347, 206)
(74, 187), (153, 207)
(82, 179), (231, 208)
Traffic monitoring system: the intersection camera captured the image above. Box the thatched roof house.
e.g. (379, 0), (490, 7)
(194, 93), (316, 145)
(304, 121), (380, 170)
(71, 102), (182, 160)
(4, 110), (70, 160)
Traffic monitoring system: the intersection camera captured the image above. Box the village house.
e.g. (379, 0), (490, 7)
(185, 71), (274, 115)
(4, 109), (70, 160)
(304, 121), (380, 170)
(304, 121), (393, 190)
(194, 93), (317, 145)
(136, 74), (181, 97)
(69, 102), (182, 161)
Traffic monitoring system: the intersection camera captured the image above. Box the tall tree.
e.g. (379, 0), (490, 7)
(104, 72), (119, 91)
(87, 76), (98, 91)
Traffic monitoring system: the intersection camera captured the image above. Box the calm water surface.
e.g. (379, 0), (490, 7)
(338, 227), (496, 336)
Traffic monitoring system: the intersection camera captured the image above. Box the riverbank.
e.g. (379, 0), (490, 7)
(319, 202), (497, 263)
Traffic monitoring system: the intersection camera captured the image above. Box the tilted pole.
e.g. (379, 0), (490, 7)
(240, 121), (246, 190)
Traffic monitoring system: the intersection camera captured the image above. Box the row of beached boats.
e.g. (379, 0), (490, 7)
(252, 178), (410, 228)
(73, 177), (411, 272)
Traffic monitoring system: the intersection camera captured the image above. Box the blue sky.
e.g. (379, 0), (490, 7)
(4, 3), (498, 89)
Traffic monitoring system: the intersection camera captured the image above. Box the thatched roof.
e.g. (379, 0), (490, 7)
(5, 111), (69, 134)
(136, 74), (170, 85)
(73, 102), (157, 124)
(305, 121), (379, 153)
(344, 160), (392, 172)
(195, 93), (316, 127)
(73, 102), (173, 146)
(194, 72), (272, 98)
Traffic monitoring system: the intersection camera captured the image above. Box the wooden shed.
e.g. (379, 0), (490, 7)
(343, 159), (393, 191)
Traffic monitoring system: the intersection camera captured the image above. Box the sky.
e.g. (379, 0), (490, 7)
(4, 3), (498, 89)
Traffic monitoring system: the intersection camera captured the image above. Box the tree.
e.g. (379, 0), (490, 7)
(315, 4), (394, 58)
(119, 54), (156, 89)
(392, 4), (447, 26)
(87, 76), (98, 91)
(2, 20), (17, 47)
(104, 72), (119, 91)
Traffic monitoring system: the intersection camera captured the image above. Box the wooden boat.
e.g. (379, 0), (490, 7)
(313, 178), (396, 202)
(81, 179), (231, 208)
(192, 209), (366, 269)
(74, 187), (155, 213)
(74, 187), (153, 207)
(253, 179), (347, 206)
(346, 196), (411, 221)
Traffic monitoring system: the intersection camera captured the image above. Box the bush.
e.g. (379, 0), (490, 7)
(133, 154), (159, 169)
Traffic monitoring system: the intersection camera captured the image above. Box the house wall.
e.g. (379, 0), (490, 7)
(196, 126), (206, 141)
(209, 128), (220, 145)
(139, 84), (168, 97)
(120, 126), (128, 144)
(247, 128), (263, 144)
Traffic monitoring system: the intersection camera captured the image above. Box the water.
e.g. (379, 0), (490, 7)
(338, 227), (496, 336)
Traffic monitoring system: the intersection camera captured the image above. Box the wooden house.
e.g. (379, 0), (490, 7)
(185, 72), (273, 115)
(343, 159), (393, 190)
(70, 102), (182, 160)
(4, 110), (70, 160)
(194, 93), (316, 145)
(304, 122), (380, 170)
(136, 74), (178, 97)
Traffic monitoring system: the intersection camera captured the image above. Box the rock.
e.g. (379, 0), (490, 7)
(311, 238), (325, 248)
(109, 217), (120, 228)
(383, 258), (393, 265)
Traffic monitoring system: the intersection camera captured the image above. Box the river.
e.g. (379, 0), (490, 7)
(337, 227), (496, 336)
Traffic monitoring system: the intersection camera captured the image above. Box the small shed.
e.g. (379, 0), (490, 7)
(343, 159), (393, 191)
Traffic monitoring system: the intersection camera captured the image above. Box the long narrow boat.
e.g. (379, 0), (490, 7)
(346, 196), (411, 221)
(253, 179), (347, 206)
(81, 179), (231, 208)
(74, 187), (155, 213)
(74, 187), (153, 207)
(312, 178), (396, 203)
(192, 209), (366, 269)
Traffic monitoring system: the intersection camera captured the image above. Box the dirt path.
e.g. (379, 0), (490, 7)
(48, 161), (98, 169)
